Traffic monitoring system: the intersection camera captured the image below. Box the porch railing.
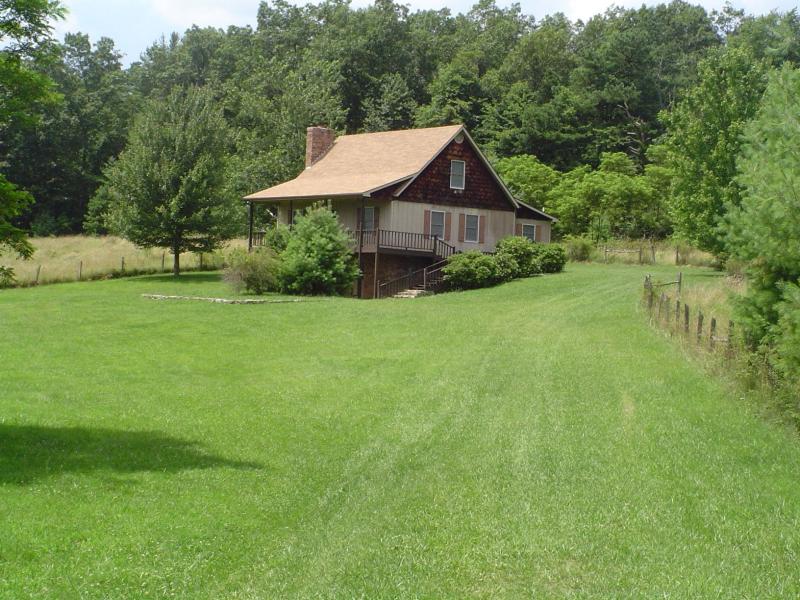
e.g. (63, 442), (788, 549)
(254, 226), (458, 266)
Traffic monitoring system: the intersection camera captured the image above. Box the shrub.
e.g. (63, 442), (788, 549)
(532, 244), (567, 273)
(279, 204), (360, 295)
(262, 223), (291, 253)
(563, 235), (594, 262)
(495, 236), (541, 277)
(493, 252), (520, 281)
(223, 247), (280, 295)
(0, 266), (16, 288)
(442, 251), (503, 290)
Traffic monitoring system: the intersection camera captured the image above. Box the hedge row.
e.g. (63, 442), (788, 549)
(442, 237), (566, 291)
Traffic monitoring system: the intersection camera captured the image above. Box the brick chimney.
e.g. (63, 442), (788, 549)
(305, 126), (335, 168)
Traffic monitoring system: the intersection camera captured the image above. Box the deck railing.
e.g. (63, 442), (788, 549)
(351, 229), (456, 259)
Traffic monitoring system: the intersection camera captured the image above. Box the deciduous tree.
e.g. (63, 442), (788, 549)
(101, 87), (237, 275)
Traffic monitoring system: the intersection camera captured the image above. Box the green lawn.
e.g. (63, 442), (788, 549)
(2, 264), (799, 598)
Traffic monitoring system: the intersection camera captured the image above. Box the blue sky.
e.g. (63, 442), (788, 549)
(54, 0), (797, 66)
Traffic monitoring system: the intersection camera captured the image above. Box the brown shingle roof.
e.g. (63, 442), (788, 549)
(245, 124), (464, 201)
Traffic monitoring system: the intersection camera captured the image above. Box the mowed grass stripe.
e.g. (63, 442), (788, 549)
(1, 264), (799, 598)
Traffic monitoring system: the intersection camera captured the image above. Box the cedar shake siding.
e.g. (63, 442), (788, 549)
(373, 138), (514, 212)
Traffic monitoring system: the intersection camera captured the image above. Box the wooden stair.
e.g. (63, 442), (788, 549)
(392, 288), (431, 299)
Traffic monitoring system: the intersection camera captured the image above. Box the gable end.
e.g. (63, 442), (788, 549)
(382, 132), (517, 212)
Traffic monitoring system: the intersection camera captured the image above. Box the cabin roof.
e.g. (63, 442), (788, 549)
(245, 124), (465, 201)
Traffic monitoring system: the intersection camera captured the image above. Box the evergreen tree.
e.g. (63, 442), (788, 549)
(723, 65), (800, 370)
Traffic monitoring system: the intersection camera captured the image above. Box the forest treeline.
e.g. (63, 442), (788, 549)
(2, 0), (799, 245)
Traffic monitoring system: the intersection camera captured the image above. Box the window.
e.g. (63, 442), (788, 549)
(430, 210), (445, 238)
(522, 224), (536, 242)
(450, 160), (465, 190)
(362, 206), (375, 231)
(291, 208), (304, 225)
(465, 214), (479, 243)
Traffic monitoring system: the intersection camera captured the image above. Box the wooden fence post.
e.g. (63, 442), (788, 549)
(677, 271), (682, 297)
(710, 317), (717, 351)
(657, 293), (664, 320)
(35, 264), (41, 285)
(666, 295), (672, 324)
(675, 299), (680, 327)
(650, 240), (656, 264)
(121, 256), (125, 272)
(77, 261), (82, 281)
(697, 310), (704, 344)
(604, 247), (608, 263)
(199, 253), (204, 270)
(638, 246), (643, 264)
(728, 320), (735, 356)
(684, 303), (690, 334)
(161, 252), (166, 272)
(675, 246), (679, 265)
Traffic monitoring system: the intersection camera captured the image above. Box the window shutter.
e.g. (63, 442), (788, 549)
(445, 212), (452, 241)
(374, 206), (380, 230)
(515, 223), (522, 236)
(423, 209), (431, 236)
(479, 216), (486, 244)
(357, 207), (362, 230)
(458, 213), (465, 242)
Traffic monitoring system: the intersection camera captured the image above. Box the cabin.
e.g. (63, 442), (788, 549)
(245, 124), (556, 298)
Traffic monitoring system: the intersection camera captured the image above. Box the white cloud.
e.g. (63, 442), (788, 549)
(52, 6), (81, 39)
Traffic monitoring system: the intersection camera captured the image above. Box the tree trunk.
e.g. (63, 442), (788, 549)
(172, 248), (180, 276)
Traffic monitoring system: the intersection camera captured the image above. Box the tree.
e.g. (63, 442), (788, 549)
(3, 33), (137, 234)
(363, 73), (416, 131)
(1, 0), (64, 264)
(494, 154), (560, 207)
(545, 153), (662, 239)
(102, 87), (237, 275)
(723, 65), (800, 371)
(660, 46), (769, 255)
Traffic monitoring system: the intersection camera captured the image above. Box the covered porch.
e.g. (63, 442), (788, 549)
(245, 198), (456, 298)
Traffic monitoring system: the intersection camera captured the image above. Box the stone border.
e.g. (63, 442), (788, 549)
(142, 294), (307, 305)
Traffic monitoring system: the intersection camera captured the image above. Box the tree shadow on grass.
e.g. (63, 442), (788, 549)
(0, 424), (261, 485)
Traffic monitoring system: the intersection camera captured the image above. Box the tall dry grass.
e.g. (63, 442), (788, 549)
(601, 239), (715, 267)
(1, 236), (247, 286)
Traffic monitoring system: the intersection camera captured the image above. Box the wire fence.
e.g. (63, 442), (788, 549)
(643, 273), (738, 358)
(5, 251), (225, 288)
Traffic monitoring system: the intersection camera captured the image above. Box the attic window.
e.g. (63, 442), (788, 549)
(450, 160), (465, 190)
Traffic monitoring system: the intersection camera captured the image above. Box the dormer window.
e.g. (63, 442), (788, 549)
(450, 160), (465, 190)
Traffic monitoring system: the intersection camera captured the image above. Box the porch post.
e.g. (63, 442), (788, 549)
(357, 197), (365, 298)
(247, 201), (254, 252)
(373, 230), (380, 299)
